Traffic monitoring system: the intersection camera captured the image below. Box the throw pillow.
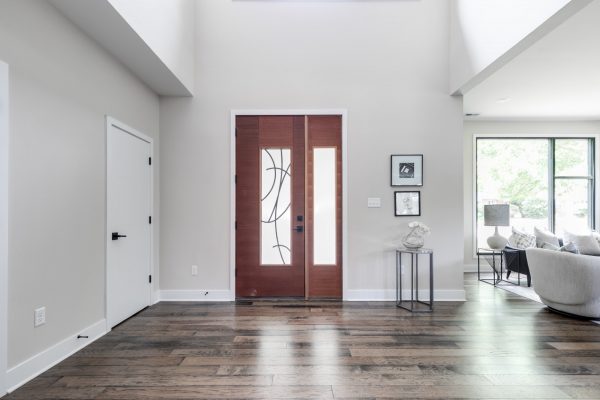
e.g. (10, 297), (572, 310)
(541, 242), (560, 251)
(543, 241), (580, 254)
(560, 242), (580, 254)
(593, 232), (600, 247)
(534, 226), (560, 248)
(563, 231), (600, 256)
(508, 227), (536, 250)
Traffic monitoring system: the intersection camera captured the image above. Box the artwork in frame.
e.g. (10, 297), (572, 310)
(391, 154), (423, 186)
(395, 191), (421, 217)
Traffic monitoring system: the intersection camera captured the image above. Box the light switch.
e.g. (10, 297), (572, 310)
(367, 197), (381, 208)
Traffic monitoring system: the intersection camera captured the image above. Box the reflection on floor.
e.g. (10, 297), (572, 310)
(6, 273), (600, 399)
(478, 271), (541, 303)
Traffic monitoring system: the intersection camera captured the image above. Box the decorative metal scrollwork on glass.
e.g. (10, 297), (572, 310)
(261, 148), (291, 265)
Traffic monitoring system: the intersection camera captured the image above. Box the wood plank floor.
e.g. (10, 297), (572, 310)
(6, 274), (600, 399)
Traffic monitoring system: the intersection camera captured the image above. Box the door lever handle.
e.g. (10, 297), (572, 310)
(112, 232), (127, 240)
(294, 225), (304, 233)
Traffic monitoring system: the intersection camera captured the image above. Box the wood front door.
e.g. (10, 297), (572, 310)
(236, 115), (342, 298)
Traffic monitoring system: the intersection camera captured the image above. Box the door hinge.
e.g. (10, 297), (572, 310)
(235, 175), (237, 184)
(149, 275), (152, 284)
(149, 216), (152, 224)
(235, 268), (237, 277)
(235, 221), (237, 230)
(148, 157), (152, 165)
(235, 127), (237, 137)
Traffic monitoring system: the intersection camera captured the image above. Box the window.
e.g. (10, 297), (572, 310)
(476, 137), (595, 249)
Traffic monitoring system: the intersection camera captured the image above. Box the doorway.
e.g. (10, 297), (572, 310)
(106, 117), (153, 328)
(235, 115), (343, 299)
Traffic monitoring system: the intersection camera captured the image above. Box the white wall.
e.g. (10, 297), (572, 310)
(108, 0), (195, 93)
(463, 120), (600, 268)
(0, 60), (9, 397)
(450, 0), (571, 94)
(160, 0), (464, 300)
(0, 0), (160, 369)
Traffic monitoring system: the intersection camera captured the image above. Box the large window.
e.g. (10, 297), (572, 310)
(476, 137), (595, 249)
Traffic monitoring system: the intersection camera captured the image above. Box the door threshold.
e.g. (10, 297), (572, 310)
(235, 297), (342, 305)
(236, 297), (305, 302)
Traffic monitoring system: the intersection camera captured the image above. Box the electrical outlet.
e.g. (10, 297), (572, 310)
(34, 307), (46, 327)
(191, 265), (198, 276)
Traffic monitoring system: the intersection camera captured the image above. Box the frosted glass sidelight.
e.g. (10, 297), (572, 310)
(261, 148), (292, 265)
(313, 148), (337, 265)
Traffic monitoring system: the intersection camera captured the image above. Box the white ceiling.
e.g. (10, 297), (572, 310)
(463, 0), (600, 120)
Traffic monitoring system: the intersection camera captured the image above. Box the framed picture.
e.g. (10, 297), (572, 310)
(391, 154), (423, 186)
(395, 191), (421, 216)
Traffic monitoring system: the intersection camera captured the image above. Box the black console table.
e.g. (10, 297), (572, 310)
(396, 247), (433, 313)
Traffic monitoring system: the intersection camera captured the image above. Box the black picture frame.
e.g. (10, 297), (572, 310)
(391, 154), (423, 186)
(394, 191), (421, 216)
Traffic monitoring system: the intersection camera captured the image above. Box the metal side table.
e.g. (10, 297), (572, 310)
(396, 247), (433, 312)
(477, 248), (503, 286)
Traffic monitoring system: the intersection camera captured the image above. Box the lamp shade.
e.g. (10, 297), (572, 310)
(484, 204), (510, 226)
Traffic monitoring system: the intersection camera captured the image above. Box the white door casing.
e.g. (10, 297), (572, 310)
(0, 60), (9, 397)
(106, 117), (152, 329)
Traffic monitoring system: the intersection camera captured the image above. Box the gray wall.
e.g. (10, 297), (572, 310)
(0, 0), (160, 367)
(160, 0), (464, 298)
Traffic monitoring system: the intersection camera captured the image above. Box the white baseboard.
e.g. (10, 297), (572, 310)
(7, 319), (107, 393)
(344, 289), (466, 302)
(151, 290), (161, 305)
(159, 290), (233, 302)
(158, 289), (465, 302)
(464, 264), (478, 273)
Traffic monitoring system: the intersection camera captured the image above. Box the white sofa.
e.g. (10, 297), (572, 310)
(525, 248), (600, 319)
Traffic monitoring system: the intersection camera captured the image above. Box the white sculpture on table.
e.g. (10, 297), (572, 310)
(402, 221), (431, 249)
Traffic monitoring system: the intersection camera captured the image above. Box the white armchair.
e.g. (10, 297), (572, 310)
(525, 248), (600, 319)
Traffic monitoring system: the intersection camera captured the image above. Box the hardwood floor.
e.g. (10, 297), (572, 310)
(6, 274), (600, 399)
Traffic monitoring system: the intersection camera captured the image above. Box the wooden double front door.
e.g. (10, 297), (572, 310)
(236, 115), (342, 298)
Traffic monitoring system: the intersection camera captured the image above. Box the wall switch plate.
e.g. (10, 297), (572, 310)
(367, 197), (381, 208)
(34, 307), (46, 327)
(191, 265), (198, 276)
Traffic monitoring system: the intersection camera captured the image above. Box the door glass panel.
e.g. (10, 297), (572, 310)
(261, 148), (292, 265)
(314, 148), (336, 265)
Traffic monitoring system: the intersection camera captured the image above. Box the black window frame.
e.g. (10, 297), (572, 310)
(475, 137), (596, 249)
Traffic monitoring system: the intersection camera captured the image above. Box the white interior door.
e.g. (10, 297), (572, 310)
(107, 118), (152, 328)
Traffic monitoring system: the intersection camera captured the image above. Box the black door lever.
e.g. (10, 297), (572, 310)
(112, 232), (127, 240)
(294, 225), (304, 233)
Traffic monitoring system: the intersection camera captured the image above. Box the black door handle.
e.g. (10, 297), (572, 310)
(112, 232), (127, 240)
(294, 225), (304, 233)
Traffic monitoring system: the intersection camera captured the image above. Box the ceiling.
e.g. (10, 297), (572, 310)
(463, 0), (600, 120)
(51, 0), (192, 96)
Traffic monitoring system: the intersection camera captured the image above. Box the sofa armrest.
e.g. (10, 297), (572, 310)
(526, 248), (600, 304)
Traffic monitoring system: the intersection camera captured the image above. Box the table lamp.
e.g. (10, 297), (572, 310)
(484, 204), (510, 250)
